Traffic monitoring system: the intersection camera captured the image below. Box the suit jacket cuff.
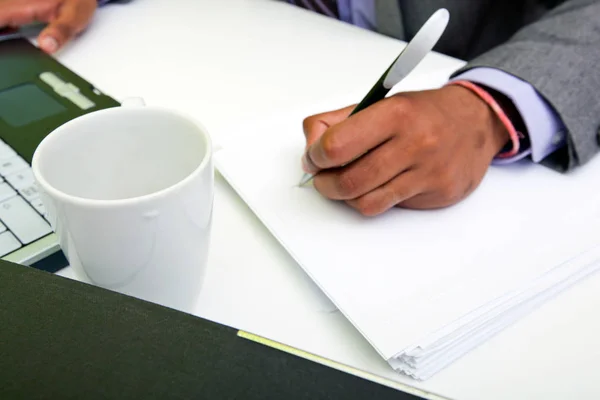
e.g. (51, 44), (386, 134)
(450, 67), (567, 163)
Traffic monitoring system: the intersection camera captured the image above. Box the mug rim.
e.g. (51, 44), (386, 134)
(31, 105), (213, 208)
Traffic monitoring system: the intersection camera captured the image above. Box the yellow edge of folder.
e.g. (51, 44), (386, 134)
(237, 330), (450, 400)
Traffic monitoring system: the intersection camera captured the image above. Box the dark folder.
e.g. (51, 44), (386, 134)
(0, 260), (423, 399)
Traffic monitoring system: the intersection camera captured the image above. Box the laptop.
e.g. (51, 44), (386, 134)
(0, 37), (119, 267)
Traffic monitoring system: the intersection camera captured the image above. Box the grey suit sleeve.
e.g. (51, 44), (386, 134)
(452, 0), (600, 171)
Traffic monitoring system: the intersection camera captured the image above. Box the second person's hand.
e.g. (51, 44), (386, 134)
(0, 0), (97, 53)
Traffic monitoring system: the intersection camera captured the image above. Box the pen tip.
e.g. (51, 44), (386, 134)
(298, 173), (313, 187)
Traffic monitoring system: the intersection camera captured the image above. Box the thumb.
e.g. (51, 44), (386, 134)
(38, 0), (97, 53)
(302, 104), (355, 148)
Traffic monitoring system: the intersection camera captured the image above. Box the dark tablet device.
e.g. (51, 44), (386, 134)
(0, 38), (119, 267)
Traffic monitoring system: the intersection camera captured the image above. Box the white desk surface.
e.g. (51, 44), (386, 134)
(52, 0), (600, 399)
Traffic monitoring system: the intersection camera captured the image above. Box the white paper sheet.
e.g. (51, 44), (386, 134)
(214, 107), (600, 378)
(389, 244), (600, 379)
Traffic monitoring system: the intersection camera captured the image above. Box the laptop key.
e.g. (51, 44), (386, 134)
(0, 231), (21, 257)
(0, 196), (52, 244)
(18, 185), (40, 202)
(5, 169), (34, 190)
(0, 156), (28, 177)
(0, 142), (16, 160)
(0, 183), (16, 202)
(30, 198), (47, 217)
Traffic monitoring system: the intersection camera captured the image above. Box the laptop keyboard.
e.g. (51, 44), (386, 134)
(0, 140), (52, 257)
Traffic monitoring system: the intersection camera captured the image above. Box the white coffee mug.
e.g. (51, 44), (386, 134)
(32, 99), (213, 312)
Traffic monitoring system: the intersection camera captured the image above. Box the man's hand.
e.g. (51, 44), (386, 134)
(0, 0), (97, 53)
(301, 85), (510, 216)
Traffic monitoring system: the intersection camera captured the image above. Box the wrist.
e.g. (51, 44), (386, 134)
(445, 81), (529, 158)
(479, 83), (530, 154)
(442, 84), (511, 156)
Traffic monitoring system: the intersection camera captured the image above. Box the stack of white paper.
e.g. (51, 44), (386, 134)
(214, 106), (600, 380)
